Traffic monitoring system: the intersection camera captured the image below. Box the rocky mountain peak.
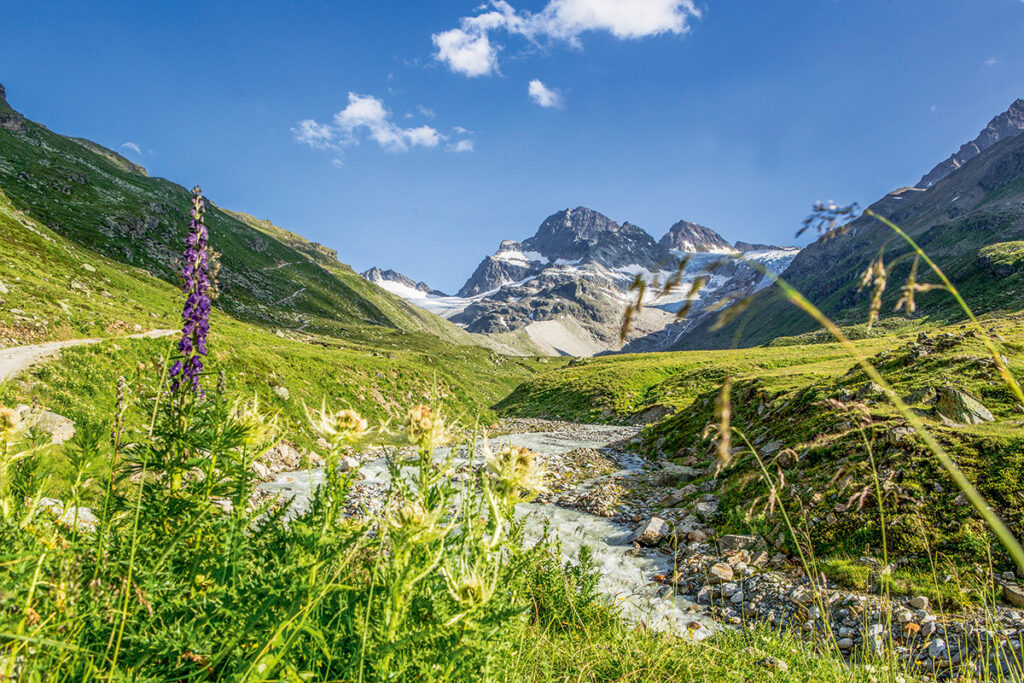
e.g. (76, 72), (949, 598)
(917, 98), (1024, 189)
(0, 83), (6, 102)
(659, 220), (732, 253)
(362, 267), (447, 297)
(528, 207), (622, 255)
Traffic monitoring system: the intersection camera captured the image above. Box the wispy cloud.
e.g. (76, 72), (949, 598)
(984, 56), (1000, 66)
(293, 93), (468, 155)
(433, 0), (701, 77)
(120, 141), (142, 155)
(449, 139), (475, 153)
(528, 79), (563, 108)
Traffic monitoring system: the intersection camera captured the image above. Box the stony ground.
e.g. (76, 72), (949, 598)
(494, 420), (1024, 681)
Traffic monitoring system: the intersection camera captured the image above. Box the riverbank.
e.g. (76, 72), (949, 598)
(258, 419), (1024, 679)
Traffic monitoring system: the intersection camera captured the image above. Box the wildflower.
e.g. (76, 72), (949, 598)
(485, 442), (546, 502)
(703, 378), (733, 474)
(443, 562), (496, 611)
(0, 406), (22, 437)
(858, 254), (888, 330)
(404, 404), (446, 451)
(388, 500), (443, 543)
(306, 401), (368, 448)
(231, 396), (280, 451)
(169, 186), (212, 393)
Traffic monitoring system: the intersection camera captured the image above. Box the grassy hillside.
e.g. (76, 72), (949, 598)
(0, 194), (558, 458)
(500, 313), (1024, 597)
(673, 131), (1024, 351)
(0, 93), (562, 463)
(0, 89), (482, 347)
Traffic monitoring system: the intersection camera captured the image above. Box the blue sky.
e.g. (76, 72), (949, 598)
(2, 1), (1023, 292)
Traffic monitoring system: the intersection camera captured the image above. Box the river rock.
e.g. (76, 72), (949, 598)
(630, 516), (670, 546)
(720, 534), (759, 551)
(657, 464), (700, 486)
(707, 562), (734, 584)
(627, 403), (676, 425)
(909, 595), (930, 610)
(694, 496), (719, 521)
(1004, 584), (1024, 608)
(935, 386), (994, 424)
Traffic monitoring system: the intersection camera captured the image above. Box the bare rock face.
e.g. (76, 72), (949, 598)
(659, 220), (732, 253)
(935, 385), (995, 425)
(917, 99), (1024, 189)
(0, 82), (26, 134)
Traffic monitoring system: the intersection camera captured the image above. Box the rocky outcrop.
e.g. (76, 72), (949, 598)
(0, 82), (26, 134)
(935, 385), (995, 424)
(659, 220), (732, 253)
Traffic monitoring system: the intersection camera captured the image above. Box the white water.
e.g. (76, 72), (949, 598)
(259, 425), (716, 638)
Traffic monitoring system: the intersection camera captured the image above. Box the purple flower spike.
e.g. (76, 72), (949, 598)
(170, 186), (212, 394)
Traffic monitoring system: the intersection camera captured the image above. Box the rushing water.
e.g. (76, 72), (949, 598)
(259, 425), (716, 638)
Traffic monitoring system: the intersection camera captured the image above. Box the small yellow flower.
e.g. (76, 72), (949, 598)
(485, 441), (546, 502)
(231, 396), (280, 450)
(0, 406), (22, 436)
(193, 573), (215, 593)
(443, 563), (495, 610)
(306, 400), (369, 447)
(404, 405), (446, 451)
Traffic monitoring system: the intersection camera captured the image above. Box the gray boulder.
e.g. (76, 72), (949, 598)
(630, 517), (670, 546)
(935, 386), (994, 424)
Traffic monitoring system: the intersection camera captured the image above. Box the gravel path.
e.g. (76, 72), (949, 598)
(0, 329), (176, 382)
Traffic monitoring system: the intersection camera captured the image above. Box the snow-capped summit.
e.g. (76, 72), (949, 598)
(361, 267), (448, 297)
(365, 207), (800, 356)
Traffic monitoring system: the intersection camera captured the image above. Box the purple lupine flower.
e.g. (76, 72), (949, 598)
(170, 186), (212, 393)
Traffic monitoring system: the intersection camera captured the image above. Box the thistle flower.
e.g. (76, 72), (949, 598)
(306, 401), (368, 448)
(387, 500), (443, 543)
(485, 441), (546, 502)
(0, 406), (22, 437)
(404, 404), (446, 452)
(231, 396), (280, 451)
(169, 186), (212, 393)
(443, 561), (496, 611)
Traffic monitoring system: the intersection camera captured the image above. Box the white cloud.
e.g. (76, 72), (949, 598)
(294, 93), (460, 154)
(120, 141), (142, 155)
(432, 25), (500, 77)
(291, 120), (335, 149)
(528, 79), (563, 107)
(984, 56), (999, 66)
(433, 0), (700, 76)
(417, 105), (437, 119)
(449, 139), (475, 152)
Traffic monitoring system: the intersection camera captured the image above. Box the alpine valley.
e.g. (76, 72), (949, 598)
(5, 71), (1024, 682)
